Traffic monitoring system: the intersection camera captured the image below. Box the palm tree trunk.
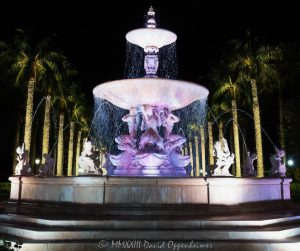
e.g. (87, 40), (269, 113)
(251, 79), (264, 177)
(188, 141), (194, 176)
(194, 136), (200, 177)
(75, 130), (82, 176)
(278, 88), (286, 158)
(208, 121), (214, 167)
(200, 125), (206, 177)
(184, 146), (188, 156)
(219, 121), (224, 153)
(56, 114), (64, 176)
(42, 96), (51, 164)
(24, 79), (35, 156)
(67, 122), (75, 176)
(31, 116), (38, 172)
(219, 121), (224, 142)
(232, 100), (241, 177)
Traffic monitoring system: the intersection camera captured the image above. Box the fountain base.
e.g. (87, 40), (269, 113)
(8, 176), (292, 205)
(113, 165), (187, 176)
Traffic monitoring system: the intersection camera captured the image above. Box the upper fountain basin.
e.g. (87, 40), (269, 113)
(93, 78), (209, 110)
(126, 28), (177, 48)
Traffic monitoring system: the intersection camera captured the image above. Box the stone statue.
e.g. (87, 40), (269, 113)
(139, 127), (164, 151)
(162, 108), (179, 140)
(139, 104), (160, 133)
(78, 141), (107, 175)
(38, 154), (54, 177)
(15, 143), (32, 176)
(122, 107), (138, 138)
(213, 138), (234, 176)
(110, 104), (190, 176)
(242, 151), (257, 177)
(270, 147), (286, 177)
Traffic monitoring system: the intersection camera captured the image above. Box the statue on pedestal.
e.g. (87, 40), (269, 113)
(78, 141), (107, 175)
(242, 151), (257, 177)
(15, 143), (32, 176)
(213, 138), (234, 176)
(270, 147), (286, 177)
(38, 154), (55, 177)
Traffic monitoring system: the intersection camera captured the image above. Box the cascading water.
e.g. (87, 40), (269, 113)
(124, 41), (178, 79)
(91, 97), (127, 153)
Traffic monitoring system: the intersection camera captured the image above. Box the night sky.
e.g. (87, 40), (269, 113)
(0, 0), (300, 179)
(1, 0), (299, 97)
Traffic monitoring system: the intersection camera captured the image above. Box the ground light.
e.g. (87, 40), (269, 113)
(287, 159), (295, 167)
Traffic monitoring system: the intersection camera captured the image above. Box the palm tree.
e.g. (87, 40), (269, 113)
(212, 72), (249, 177)
(273, 45), (300, 155)
(65, 84), (89, 176)
(207, 121), (214, 167)
(56, 114), (64, 176)
(67, 122), (75, 176)
(0, 30), (70, 157)
(200, 125), (206, 176)
(227, 35), (282, 177)
(75, 130), (82, 176)
(41, 95), (51, 164)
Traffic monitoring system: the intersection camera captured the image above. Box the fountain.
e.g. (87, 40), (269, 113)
(1, 8), (297, 250)
(93, 7), (208, 176)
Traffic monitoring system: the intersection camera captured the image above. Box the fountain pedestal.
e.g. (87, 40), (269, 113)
(109, 104), (190, 176)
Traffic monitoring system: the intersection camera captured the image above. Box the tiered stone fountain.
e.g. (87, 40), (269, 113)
(93, 7), (208, 176)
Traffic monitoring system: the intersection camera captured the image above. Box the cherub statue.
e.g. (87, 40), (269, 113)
(15, 143), (32, 176)
(139, 105), (160, 133)
(162, 109), (180, 140)
(270, 147), (286, 177)
(78, 141), (107, 175)
(213, 138), (234, 176)
(242, 151), (257, 177)
(38, 153), (55, 177)
(122, 107), (138, 138)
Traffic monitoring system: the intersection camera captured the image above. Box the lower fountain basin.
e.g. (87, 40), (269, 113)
(93, 78), (209, 110)
(9, 176), (292, 205)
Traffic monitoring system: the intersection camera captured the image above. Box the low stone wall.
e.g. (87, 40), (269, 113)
(9, 176), (292, 205)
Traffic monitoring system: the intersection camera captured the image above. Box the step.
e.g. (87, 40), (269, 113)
(1, 213), (300, 229)
(2, 239), (300, 251)
(1, 220), (300, 241)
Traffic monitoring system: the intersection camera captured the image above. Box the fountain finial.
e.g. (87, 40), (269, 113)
(145, 6), (156, 28)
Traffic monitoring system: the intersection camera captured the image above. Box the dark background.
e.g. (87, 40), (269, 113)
(0, 0), (299, 180)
